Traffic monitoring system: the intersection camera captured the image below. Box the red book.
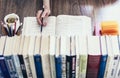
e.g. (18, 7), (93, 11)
(86, 36), (101, 78)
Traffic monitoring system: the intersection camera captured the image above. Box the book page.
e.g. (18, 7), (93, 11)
(22, 17), (40, 36)
(56, 15), (92, 36)
(42, 16), (56, 35)
(22, 16), (56, 36)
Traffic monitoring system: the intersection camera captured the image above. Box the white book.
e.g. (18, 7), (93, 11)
(22, 15), (92, 36)
(22, 36), (33, 78)
(49, 36), (56, 78)
(40, 35), (51, 78)
(104, 36), (120, 78)
(12, 36), (23, 78)
(60, 36), (70, 78)
(78, 36), (88, 78)
(110, 36), (120, 78)
(28, 36), (37, 78)
(0, 36), (6, 55)
(75, 36), (80, 78)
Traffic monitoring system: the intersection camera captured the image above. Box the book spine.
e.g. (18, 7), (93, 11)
(79, 55), (88, 78)
(50, 55), (56, 78)
(115, 56), (120, 78)
(55, 56), (62, 78)
(104, 56), (111, 78)
(4, 55), (19, 78)
(23, 55), (33, 78)
(41, 54), (51, 78)
(29, 55), (37, 78)
(13, 55), (23, 78)
(75, 55), (80, 78)
(0, 56), (11, 78)
(34, 55), (43, 78)
(0, 67), (4, 78)
(106, 55), (119, 78)
(98, 55), (108, 78)
(86, 55), (101, 78)
(18, 55), (28, 78)
(61, 55), (66, 78)
(66, 56), (71, 78)
(70, 56), (76, 78)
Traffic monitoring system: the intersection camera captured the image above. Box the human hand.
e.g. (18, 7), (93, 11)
(36, 8), (50, 26)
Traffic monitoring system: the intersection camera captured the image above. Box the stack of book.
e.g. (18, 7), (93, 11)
(0, 35), (120, 78)
(0, 14), (120, 78)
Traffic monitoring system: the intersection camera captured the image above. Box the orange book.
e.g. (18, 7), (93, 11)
(101, 21), (119, 35)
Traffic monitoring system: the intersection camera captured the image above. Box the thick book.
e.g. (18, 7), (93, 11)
(86, 36), (101, 78)
(22, 15), (92, 36)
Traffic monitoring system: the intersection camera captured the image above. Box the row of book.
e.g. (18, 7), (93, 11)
(0, 35), (120, 78)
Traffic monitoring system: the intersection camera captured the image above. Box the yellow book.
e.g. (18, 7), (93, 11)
(101, 21), (119, 35)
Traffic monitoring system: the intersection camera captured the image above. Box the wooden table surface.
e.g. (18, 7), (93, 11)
(0, 0), (117, 35)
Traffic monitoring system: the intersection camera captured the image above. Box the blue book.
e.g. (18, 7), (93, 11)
(98, 36), (108, 78)
(98, 55), (108, 78)
(4, 55), (19, 78)
(55, 55), (62, 78)
(0, 67), (4, 78)
(34, 54), (43, 78)
(0, 56), (11, 78)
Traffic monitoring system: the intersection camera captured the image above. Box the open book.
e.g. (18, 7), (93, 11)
(22, 15), (92, 36)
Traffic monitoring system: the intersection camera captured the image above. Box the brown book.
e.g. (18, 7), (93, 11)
(86, 36), (101, 78)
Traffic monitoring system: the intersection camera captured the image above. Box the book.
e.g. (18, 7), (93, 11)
(78, 36), (88, 78)
(70, 36), (76, 78)
(101, 21), (119, 35)
(4, 37), (19, 78)
(86, 36), (101, 78)
(104, 36), (120, 78)
(12, 36), (24, 78)
(18, 36), (28, 78)
(0, 67), (4, 78)
(98, 36), (108, 78)
(60, 36), (70, 78)
(22, 15), (92, 36)
(40, 35), (51, 78)
(28, 36), (37, 78)
(75, 36), (80, 78)
(0, 36), (11, 78)
(110, 36), (120, 78)
(34, 35), (44, 78)
(115, 36), (120, 78)
(49, 36), (56, 78)
(22, 36), (33, 78)
(55, 36), (62, 78)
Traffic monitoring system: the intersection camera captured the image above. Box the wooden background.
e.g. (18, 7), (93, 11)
(0, 0), (117, 35)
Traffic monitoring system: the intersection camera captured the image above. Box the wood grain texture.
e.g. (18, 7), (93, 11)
(0, 0), (117, 35)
